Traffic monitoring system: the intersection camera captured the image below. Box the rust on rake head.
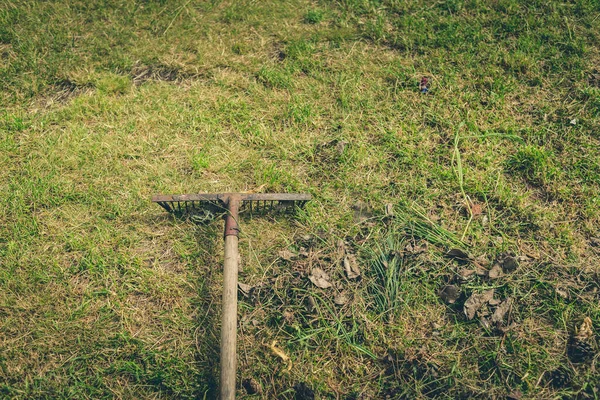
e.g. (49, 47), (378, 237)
(151, 192), (311, 217)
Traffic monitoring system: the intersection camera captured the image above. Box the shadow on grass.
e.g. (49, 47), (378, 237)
(190, 221), (222, 399)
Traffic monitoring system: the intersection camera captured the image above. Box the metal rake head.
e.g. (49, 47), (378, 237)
(152, 193), (311, 220)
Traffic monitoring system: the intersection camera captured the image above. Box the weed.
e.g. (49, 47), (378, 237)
(303, 9), (323, 24)
(506, 145), (558, 186)
(368, 234), (406, 317)
(191, 151), (210, 171)
(256, 66), (291, 89)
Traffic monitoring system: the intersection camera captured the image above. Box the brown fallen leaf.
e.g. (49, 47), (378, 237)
(488, 298), (501, 306)
(555, 286), (569, 299)
(336, 140), (348, 155)
(283, 310), (295, 324)
(306, 296), (316, 312)
(497, 253), (519, 272)
(488, 264), (503, 280)
(439, 285), (461, 304)
(242, 378), (262, 395)
(464, 289), (495, 320)
(238, 282), (253, 297)
(480, 316), (491, 329)
(405, 242), (427, 255)
(344, 254), (361, 279)
(446, 248), (470, 261)
(473, 254), (490, 267)
(352, 201), (373, 223)
(459, 269), (475, 280)
(474, 263), (488, 276)
(491, 297), (512, 323)
(309, 268), (332, 289)
(279, 250), (296, 261)
(334, 292), (349, 305)
(269, 340), (292, 372)
(507, 389), (523, 400)
(470, 202), (483, 217)
(385, 203), (394, 217)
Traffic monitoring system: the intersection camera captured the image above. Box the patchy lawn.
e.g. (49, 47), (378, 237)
(1, 0), (600, 398)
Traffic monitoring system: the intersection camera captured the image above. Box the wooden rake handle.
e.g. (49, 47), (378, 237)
(220, 195), (240, 400)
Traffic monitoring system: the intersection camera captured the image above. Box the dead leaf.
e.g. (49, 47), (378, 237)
(306, 296), (316, 312)
(283, 310), (295, 324)
(242, 378), (262, 395)
(352, 201), (373, 222)
(343, 254), (361, 279)
(309, 268), (332, 289)
(473, 254), (490, 267)
(491, 297), (512, 323)
(488, 298), (501, 306)
(334, 292), (349, 305)
(446, 248), (470, 261)
(238, 282), (253, 297)
(480, 316), (491, 329)
(336, 140), (348, 155)
(574, 316), (594, 342)
(555, 286), (569, 299)
(474, 263), (488, 276)
(439, 285), (461, 304)
(337, 239), (346, 257)
(278, 250), (296, 261)
(298, 248), (309, 258)
(498, 253), (519, 272)
(269, 340), (289, 362)
(470, 202), (483, 217)
(464, 289), (495, 320)
(459, 269), (475, 280)
(405, 242), (427, 255)
(488, 264), (503, 280)
(269, 340), (292, 372)
(507, 389), (523, 400)
(385, 203), (394, 217)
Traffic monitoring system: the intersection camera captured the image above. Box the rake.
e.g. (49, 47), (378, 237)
(152, 192), (311, 399)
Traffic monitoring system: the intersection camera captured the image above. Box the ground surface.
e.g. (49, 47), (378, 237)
(1, 0), (600, 398)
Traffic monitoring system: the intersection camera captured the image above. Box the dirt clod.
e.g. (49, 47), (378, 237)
(497, 253), (519, 272)
(544, 367), (571, 388)
(334, 292), (349, 305)
(294, 382), (315, 400)
(491, 297), (512, 323)
(238, 282), (253, 297)
(439, 285), (461, 304)
(242, 377), (262, 395)
(343, 254), (361, 279)
(309, 267), (332, 289)
(446, 248), (470, 262)
(279, 249), (296, 261)
(464, 289), (495, 320)
(488, 264), (503, 280)
(507, 388), (523, 399)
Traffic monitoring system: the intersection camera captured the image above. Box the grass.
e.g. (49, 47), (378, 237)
(1, 0), (600, 398)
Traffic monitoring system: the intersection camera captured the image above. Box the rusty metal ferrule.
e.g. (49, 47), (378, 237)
(223, 195), (241, 238)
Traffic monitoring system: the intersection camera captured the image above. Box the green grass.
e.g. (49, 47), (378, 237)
(1, 0), (600, 398)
